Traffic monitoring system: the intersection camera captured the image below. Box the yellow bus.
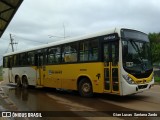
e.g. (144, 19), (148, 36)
(2, 28), (154, 97)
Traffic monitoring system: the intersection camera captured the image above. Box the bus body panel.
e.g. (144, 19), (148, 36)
(2, 68), (9, 84)
(11, 67), (37, 86)
(43, 62), (104, 93)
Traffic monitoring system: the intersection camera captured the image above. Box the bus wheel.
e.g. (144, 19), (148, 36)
(78, 78), (93, 97)
(22, 76), (28, 89)
(16, 76), (21, 87)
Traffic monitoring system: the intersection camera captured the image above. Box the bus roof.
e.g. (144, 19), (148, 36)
(4, 27), (122, 57)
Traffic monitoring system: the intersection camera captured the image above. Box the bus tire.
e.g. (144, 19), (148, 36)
(16, 76), (21, 87)
(78, 78), (93, 97)
(22, 76), (28, 89)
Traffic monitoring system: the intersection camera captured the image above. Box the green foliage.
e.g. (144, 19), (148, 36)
(154, 76), (160, 83)
(0, 76), (2, 81)
(0, 66), (2, 76)
(148, 33), (160, 63)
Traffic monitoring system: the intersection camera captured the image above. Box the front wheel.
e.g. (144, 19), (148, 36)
(78, 78), (93, 97)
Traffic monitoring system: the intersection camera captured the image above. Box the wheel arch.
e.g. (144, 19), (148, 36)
(21, 74), (29, 84)
(77, 75), (93, 90)
(15, 74), (21, 83)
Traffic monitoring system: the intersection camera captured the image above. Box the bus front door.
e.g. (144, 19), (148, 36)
(103, 41), (119, 94)
(35, 52), (44, 87)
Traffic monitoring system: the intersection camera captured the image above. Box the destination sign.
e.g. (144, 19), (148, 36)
(103, 33), (119, 41)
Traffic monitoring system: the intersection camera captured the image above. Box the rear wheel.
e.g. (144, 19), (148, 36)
(16, 76), (21, 87)
(78, 78), (93, 97)
(22, 76), (28, 89)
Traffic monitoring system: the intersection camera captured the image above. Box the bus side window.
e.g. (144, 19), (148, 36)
(3, 57), (9, 68)
(13, 55), (16, 66)
(80, 41), (88, 61)
(19, 53), (26, 66)
(48, 48), (54, 64)
(28, 52), (35, 66)
(55, 47), (61, 63)
(48, 47), (61, 64)
(89, 39), (98, 61)
(62, 43), (77, 62)
(9, 56), (13, 68)
(80, 39), (98, 61)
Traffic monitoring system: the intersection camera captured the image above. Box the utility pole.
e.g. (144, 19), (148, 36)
(9, 34), (17, 52)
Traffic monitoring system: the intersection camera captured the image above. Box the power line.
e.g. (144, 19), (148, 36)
(2, 35), (48, 44)
(5, 44), (10, 53)
(17, 36), (48, 44)
(48, 23), (70, 40)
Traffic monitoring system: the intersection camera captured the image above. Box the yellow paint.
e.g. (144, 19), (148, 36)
(33, 62), (153, 95)
(35, 62), (105, 93)
(128, 72), (153, 84)
(28, 63), (153, 95)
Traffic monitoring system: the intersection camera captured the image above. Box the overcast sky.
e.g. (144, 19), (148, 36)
(0, 0), (160, 65)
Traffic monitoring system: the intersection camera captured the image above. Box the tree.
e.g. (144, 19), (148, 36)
(148, 33), (160, 63)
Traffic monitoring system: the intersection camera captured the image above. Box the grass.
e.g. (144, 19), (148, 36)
(154, 76), (160, 83)
(0, 76), (3, 81)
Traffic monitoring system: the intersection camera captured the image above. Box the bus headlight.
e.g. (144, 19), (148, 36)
(123, 75), (135, 84)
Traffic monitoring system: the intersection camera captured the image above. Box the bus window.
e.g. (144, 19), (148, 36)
(3, 57), (9, 68)
(89, 39), (98, 61)
(55, 47), (61, 63)
(28, 52), (35, 65)
(80, 41), (89, 61)
(36, 50), (44, 66)
(13, 55), (19, 66)
(62, 43), (77, 62)
(8, 56), (13, 68)
(48, 47), (61, 64)
(80, 39), (98, 61)
(19, 53), (27, 66)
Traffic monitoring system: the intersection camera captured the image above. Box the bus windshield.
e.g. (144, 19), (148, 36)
(121, 29), (152, 75)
